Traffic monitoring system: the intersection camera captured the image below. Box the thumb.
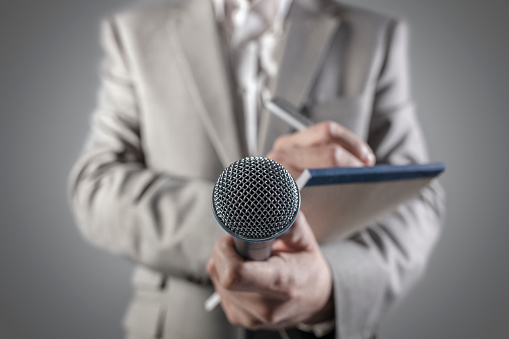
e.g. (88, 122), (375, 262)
(273, 213), (317, 252)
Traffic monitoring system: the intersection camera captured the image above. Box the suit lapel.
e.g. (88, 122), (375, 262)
(259, 2), (341, 154)
(169, 0), (242, 167)
(274, 2), (340, 108)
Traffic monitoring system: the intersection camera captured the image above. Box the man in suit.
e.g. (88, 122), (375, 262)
(69, 0), (445, 338)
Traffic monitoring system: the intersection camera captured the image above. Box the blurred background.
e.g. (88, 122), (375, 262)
(0, 0), (508, 338)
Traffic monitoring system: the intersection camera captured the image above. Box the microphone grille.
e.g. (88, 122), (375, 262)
(212, 157), (300, 241)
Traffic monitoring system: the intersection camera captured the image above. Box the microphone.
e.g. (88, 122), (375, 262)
(212, 156), (301, 260)
(205, 157), (300, 312)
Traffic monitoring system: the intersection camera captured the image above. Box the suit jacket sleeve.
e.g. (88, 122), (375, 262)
(68, 19), (225, 280)
(320, 20), (446, 339)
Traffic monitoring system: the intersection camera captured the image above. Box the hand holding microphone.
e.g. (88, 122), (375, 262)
(205, 157), (301, 312)
(206, 157), (334, 330)
(207, 212), (334, 330)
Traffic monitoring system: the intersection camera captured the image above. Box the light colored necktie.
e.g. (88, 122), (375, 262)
(233, 0), (280, 156)
(215, 0), (289, 156)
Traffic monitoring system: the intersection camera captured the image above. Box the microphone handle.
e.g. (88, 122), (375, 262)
(233, 238), (275, 261)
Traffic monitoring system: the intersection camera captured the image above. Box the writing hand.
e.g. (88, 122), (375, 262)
(267, 121), (375, 179)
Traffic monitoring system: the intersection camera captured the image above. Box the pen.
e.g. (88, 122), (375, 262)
(264, 96), (314, 131)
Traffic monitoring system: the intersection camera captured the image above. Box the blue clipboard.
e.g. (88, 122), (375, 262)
(296, 163), (445, 242)
(302, 163), (445, 186)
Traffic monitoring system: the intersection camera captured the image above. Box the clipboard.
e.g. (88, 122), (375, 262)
(296, 163), (445, 242)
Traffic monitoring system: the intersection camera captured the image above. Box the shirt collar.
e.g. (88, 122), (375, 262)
(212, 0), (292, 44)
(212, 0), (332, 31)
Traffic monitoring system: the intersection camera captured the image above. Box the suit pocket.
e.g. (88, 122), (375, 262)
(307, 95), (371, 140)
(124, 267), (167, 337)
(123, 298), (164, 338)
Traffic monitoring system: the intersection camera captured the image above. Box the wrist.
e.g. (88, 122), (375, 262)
(297, 289), (335, 337)
(305, 286), (335, 324)
(305, 250), (335, 324)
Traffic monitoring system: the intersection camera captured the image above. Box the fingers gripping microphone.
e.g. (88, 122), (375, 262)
(212, 157), (301, 261)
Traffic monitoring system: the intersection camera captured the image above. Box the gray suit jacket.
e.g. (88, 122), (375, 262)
(69, 0), (445, 338)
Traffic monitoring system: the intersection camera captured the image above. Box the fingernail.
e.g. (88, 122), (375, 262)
(366, 152), (375, 165)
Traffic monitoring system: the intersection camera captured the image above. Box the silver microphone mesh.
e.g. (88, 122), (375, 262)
(212, 157), (300, 241)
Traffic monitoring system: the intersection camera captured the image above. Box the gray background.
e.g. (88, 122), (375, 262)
(0, 0), (507, 338)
